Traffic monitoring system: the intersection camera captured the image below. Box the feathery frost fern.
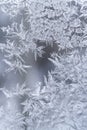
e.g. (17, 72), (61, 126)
(0, 0), (87, 130)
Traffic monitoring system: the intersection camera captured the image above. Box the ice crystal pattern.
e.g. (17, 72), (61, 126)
(0, 0), (87, 130)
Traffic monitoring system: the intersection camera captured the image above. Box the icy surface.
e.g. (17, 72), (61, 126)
(0, 0), (87, 130)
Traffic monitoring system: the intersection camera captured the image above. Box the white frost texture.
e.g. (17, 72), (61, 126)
(0, 0), (87, 130)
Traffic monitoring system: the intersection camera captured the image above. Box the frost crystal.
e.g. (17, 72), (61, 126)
(0, 0), (87, 130)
